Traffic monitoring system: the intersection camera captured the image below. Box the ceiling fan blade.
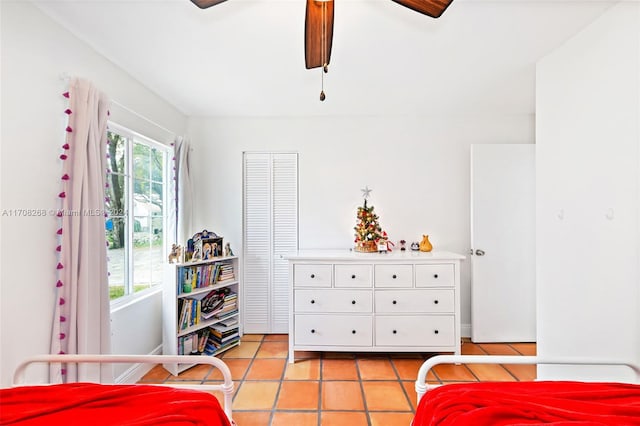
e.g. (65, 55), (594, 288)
(190, 0), (228, 9)
(305, 0), (334, 70)
(391, 0), (453, 18)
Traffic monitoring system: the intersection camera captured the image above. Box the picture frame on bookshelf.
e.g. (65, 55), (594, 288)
(186, 229), (223, 262)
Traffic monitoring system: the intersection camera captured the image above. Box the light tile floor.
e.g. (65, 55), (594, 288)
(140, 335), (537, 425)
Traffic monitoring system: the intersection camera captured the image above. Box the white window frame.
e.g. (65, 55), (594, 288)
(107, 122), (172, 309)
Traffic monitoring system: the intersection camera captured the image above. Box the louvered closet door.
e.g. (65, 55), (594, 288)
(271, 154), (298, 332)
(243, 152), (298, 334)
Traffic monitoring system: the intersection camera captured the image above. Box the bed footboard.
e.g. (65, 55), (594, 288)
(12, 354), (235, 423)
(414, 354), (640, 404)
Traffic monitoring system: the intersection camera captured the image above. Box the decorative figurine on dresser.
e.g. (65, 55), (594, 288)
(284, 186), (466, 363)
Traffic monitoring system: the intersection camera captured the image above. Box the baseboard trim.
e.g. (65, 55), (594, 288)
(114, 345), (163, 384)
(461, 323), (471, 339)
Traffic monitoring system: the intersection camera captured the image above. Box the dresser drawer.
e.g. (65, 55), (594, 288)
(375, 289), (454, 313)
(334, 264), (372, 288)
(293, 264), (332, 287)
(375, 315), (455, 346)
(294, 315), (372, 346)
(415, 264), (454, 287)
(374, 264), (413, 288)
(295, 289), (372, 313)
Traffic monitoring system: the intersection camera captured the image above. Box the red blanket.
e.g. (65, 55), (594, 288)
(0, 383), (231, 426)
(412, 381), (640, 426)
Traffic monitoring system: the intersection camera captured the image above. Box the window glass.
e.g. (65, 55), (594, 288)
(106, 128), (169, 301)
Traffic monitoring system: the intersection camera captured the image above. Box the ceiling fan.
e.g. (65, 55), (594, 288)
(190, 0), (454, 99)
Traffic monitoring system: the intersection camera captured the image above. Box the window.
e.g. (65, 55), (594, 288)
(106, 124), (171, 301)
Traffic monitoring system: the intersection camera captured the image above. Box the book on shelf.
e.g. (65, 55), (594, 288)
(215, 309), (239, 322)
(197, 328), (210, 353)
(179, 332), (200, 355)
(176, 260), (235, 295)
(218, 264), (235, 281)
(178, 291), (218, 331)
(203, 334), (240, 356)
(200, 289), (226, 319)
(218, 317), (239, 328)
(178, 289), (238, 329)
(211, 325), (239, 337)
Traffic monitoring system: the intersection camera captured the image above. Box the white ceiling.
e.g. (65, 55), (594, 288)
(34, 0), (617, 117)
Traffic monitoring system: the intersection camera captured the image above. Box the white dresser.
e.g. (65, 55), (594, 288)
(285, 250), (465, 362)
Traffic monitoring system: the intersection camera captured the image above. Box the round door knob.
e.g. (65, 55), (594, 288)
(433, 274), (439, 278)
(310, 274), (315, 278)
(351, 274), (356, 279)
(392, 300), (397, 305)
(434, 300), (439, 304)
(392, 330), (397, 334)
(351, 300), (356, 304)
(311, 329), (316, 333)
(310, 300), (315, 304)
(434, 330), (439, 334)
(392, 274), (397, 279)
(352, 330), (356, 334)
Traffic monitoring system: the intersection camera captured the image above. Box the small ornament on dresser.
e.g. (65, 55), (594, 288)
(377, 231), (395, 252)
(410, 242), (420, 251)
(419, 234), (433, 252)
(399, 240), (406, 251)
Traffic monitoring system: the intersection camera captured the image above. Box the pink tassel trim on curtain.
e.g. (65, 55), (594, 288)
(51, 79), (111, 383)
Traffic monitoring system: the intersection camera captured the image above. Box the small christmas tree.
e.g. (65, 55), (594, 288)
(354, 187), (385, 252)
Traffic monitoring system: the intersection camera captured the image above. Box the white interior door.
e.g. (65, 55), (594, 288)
(470, 144), (535, 342)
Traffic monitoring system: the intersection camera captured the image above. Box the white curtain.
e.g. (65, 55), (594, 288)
(175, 136), (193, 246)
(50, 78), (111, 383)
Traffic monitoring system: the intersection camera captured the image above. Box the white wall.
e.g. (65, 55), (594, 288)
(0, 2), (186, 386)
(187, 114), (535, 334)
(536, 2), (640, 381)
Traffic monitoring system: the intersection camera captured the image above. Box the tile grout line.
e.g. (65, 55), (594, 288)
(388, 354), (419, 414)
(267, 338), (287, 426)
(354, 357), (373, 426)
(230, 336), (262, 409)
(317, 355), (323, 426)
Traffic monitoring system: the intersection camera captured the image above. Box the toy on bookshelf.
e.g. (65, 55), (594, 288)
(224, 242), (234, 257)
(168, 244), (183, 264)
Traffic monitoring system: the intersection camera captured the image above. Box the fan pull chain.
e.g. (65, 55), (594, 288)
(320, 0), (327, 101)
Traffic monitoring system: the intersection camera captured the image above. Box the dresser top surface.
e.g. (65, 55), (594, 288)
(283, 249), (466, 261)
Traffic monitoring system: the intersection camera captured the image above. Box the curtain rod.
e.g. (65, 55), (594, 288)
(59, 73), (177, 138)
(109, 99), (177, 138)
